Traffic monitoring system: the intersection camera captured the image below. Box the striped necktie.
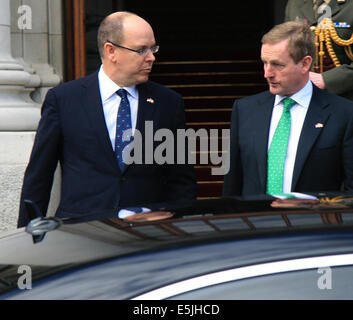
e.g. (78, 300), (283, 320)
(266, 97), (296, 195)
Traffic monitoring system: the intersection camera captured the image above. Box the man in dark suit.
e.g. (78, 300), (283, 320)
(18, 11), (197, 227)
(223, 20), (353, 197)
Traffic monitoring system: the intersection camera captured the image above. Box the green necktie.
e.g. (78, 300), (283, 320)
(266, 97), (296, 195)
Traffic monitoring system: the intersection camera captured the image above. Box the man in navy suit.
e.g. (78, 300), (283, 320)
(18, 11), (197, 227)
(223, 20), (353, 197)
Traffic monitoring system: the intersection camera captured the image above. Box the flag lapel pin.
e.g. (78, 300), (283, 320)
(315, 123), (324, 128)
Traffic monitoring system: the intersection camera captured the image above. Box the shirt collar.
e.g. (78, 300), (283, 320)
(98, 65), (137, 102)
(274, 80), (313, 109)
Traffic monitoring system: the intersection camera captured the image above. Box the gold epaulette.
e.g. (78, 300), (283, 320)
(313, 18), (353, 73)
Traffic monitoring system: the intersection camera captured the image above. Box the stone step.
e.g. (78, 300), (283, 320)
(185, 108), (231, 122)
(150, 71), (264, 85)
(184, 96), (240, 108)
(197, 181), (223, 198)
(168, 83), (267, 96)
(152, 59), (263, 73)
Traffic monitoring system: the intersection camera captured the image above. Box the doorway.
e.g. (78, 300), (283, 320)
(76, 0), (284, 77)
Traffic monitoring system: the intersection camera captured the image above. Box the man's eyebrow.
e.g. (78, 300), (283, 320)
(261, 57), (283, 64)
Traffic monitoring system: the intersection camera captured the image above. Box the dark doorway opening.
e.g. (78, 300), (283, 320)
(83, 0), (284, 75)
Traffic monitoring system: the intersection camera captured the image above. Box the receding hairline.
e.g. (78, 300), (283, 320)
(103, 11), (150, 34)
(97, 11), (143, 59)
(104, 11), (139, 25)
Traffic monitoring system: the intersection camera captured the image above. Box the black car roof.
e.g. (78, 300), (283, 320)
(1, 196), (353, 295)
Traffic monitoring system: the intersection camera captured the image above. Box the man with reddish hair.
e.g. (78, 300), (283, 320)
(223, 21), (353, 197)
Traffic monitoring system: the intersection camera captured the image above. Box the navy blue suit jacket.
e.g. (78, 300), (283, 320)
(223, 85), (353, 197)
(18, 71), (197, 227)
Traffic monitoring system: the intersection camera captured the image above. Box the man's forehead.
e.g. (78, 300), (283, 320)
(261, 41), (290, 58)
(262, 39), (289, 50)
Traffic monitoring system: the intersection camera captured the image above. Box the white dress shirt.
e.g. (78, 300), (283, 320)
(98, 66), (151, 217)
(268, 80), (313, 193)
(98, 65), (139, 150)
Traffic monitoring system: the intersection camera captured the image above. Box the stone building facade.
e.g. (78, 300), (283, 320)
(0, 0), (63, 231)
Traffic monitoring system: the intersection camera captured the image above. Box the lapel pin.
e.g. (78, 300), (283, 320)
(315, 123), (324, 128)
(146, 98), (155, 104)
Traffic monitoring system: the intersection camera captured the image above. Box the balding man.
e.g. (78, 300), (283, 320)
(18, 12), (196, 227)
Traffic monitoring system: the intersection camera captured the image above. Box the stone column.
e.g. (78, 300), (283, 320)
(0, 0), (40, 130)
(0, 0), (49, 232)
(11, 0), (63, 103)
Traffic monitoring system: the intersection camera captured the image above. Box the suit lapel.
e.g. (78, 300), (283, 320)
(291, 86), (331, 189)
(82, 72), (119, 171)
(253, 93), (275, 192)
(136, 82), (157, 134)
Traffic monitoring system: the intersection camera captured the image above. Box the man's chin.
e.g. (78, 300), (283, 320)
(269, 84), (283, 96)
(136, 75), (149, 84)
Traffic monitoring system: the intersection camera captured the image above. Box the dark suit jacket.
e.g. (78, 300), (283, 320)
(223, 85), (353, 197)
(18, 71), (197, 227)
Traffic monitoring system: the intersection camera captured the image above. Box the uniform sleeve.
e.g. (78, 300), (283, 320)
(323, 63), (353, 98)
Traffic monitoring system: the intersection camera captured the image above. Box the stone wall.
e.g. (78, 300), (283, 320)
(0, 133), (35, 231)
(0, 0), (63, 232)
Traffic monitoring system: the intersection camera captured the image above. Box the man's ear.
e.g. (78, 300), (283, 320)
(301, 55), (313, 74)
(104, 43), (117, 62)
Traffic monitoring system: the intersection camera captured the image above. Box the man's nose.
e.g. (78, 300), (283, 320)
(146, 50), (156, 62)
(264, 64), (273, 78)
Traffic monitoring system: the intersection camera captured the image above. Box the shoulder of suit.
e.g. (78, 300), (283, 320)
(140, 80), (182, 99)
(49, 71), (97, 95)
(315, 86), (353, 110)
(48, 73), (183, 102)
(236, 90), (272, 104)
